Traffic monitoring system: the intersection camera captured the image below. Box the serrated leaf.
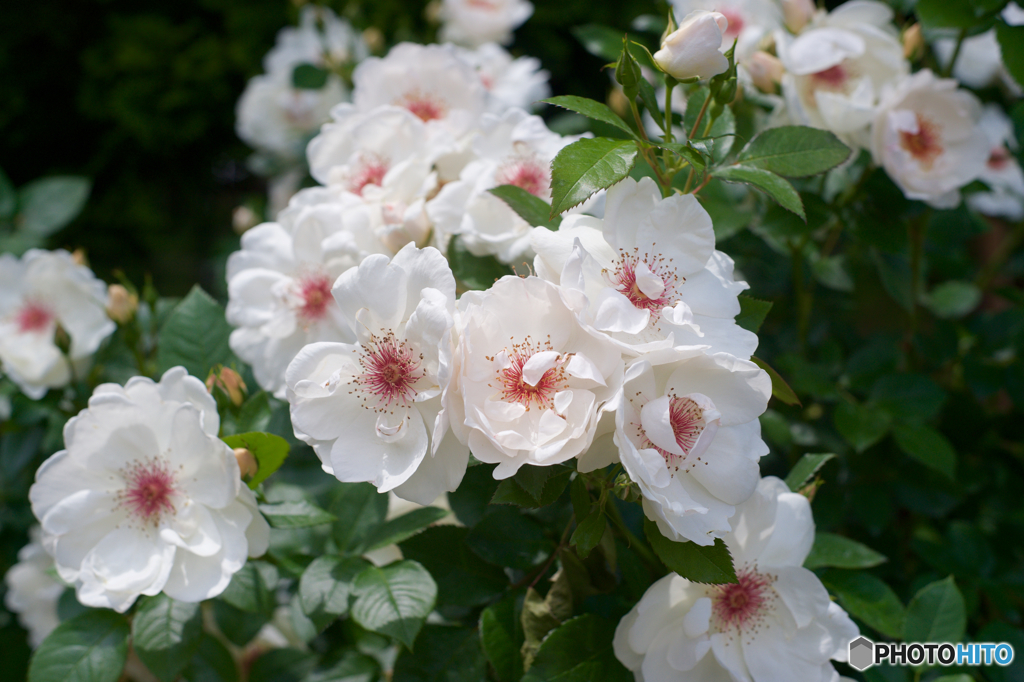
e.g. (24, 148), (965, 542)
(351, 560), (437, 649)
(570, 508), (606, 559)
(522, 614), (632, 682)
(751, 356), (801, 406)
(298, 555), (370, 622)
(392, 625), (486, 682)
(892, 423), (957, 479)
(467, 507), (553, 570)
(713, 165), (805, 219)
(550, 138), (639, 216)
(489, 185), (562, 230)
(331, 482), (389, 554)
(904, 576), (966, 644)
(737, 126), (851, 178)
(446, 235), (514, 291)
(292, 63), (329, 89)
(358, 506), (449, 553)
(29, 610), (129, 682)
(480, 591), (524, 682)
(221, 432), (289, 489)
(542, 96), (635, 138)
(400, 526), (508, 607)
(784, 453), (836, 492)
(156, 285), (236, 378)
(834, 400), (891, 453)
(736, 295), (772, 333)
(259, 499), (336, 528)
(132, 594), (203, 682)
(821, 570), (905, 639)
(644, 518), (737, 584)
(491, 468), (572, 508)
(804, 532), (887, 570)
(18, 176), (91, 236)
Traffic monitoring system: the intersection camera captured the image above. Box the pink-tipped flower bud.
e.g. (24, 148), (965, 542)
(653, 10), (730, 81)
(745, 51), (785, 93)
(106, 284), (138, 324)
(782, 0), (815, 33)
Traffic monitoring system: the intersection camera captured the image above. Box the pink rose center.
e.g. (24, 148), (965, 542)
(354, 330), (424, 410)
(492, 337), (568, 411)
(713, 568), (774, 632)
(610, 249), (680, 317)
(899, 114), (943, 170)
(495, 155), (551, 198)
(120, 459), (178, 524)
(811, 64), (849, 90)
(297, 274), (334, 322)
(989, 146), (1012, 170)
(396, 90), (448, 122)
(348, 154), (390, 195)
(16, 301), (55, 333)
(640, 395), (707, 473)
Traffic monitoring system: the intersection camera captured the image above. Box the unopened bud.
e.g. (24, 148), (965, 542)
(654, 10), (730, 81)
(206, 367), (247, 406)
(71, 248), (88, 267)
(424, 0), (442, 24)
(362, 27), (385, 53)
(232, 205), (259, 235)
(745, 51), (784, 92)
(715, 76), (738, 104)
(613, 472), (641, 502)
(902, 23), (924, 60)
(234, 448), (258, 479)
(615, 39), (644, 101)
(106, 284), (138, 323)
(782, 0), (815, 33)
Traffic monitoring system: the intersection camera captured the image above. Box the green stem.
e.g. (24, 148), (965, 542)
(630, 100), (673, 196)
(942, 28), (968, 79)
(687, 93), (711, 141)
(606, 499), (659, 567)
(792, 242), (811, 354)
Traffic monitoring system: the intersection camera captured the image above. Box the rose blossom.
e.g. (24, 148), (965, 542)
(654, 11), (731, 81)
(438, 0), (534, 48)
(4, 527), (64, 647)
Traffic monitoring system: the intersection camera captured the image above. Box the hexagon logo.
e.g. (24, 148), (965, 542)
(849, 636), (875, 671)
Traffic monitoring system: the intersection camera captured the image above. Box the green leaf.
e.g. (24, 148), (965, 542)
(521, 575), (573, 670)
(571, 24), (626, 62)
(400, 526), (508, 607)
(644, 518), (737, 585)
(211, 601), (268, 647)
(221, 432), (289, 489)
(489, 185), (562, 230)
(358, 506), (449, 552)
(480, 591), (524, 682)
(522, 615), (632, 682)
(804, 533), (887, 570)
(736, 126), (851, 178)
(292, 63), (329, 89)
(550, 138), (639, 216)
(812, 255), (854, 292)
(18, 176), (91, 236)
(248, 649), (316, 682)
(820, 570), (906, 639)
(0, 166), (16, 218)
(892, 423), (957, 479)
(542, 95), (635, 138)
(132, 594), (203, 682)
(713, 166), (805, 219)
(180, 633), (238, 682)
(446, 235), (515, 291)
(570, 475), (591, 522)
(925, 280), (981, 319)
(331, 482), (390, 554)
(736, 295), (772, 333)
(29, 610), (129, 682)
(998, 20), (1024, 88)
(638, 78), (664, 131)
(156, 285), (236, 378)
(446, 463), (500, 526)
(904, 576), (966, 644)
(351, 560), (437, 649)
(491, 464), (572, 508)
(298, 555), (370, 622)
(870, 374), (947, 423)
(652, 141), (708, 172)
(751, 356), (802, 406)
(259, 499), (336, 528)
(467, 507), (553, 570)
(834, 400), (892, 453)
(872, 249), (914, 311)
(305, 651), (379, 682)
(916, 0), (981, 28)
(392, 625), (486, 682)
(784, 453), (836, 492)
(571, 508), (607, 559)
(219, 562), (275, 615)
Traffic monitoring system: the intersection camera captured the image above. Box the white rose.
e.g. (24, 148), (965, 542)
(614, 476), (859, 682)
(4, 527), (65, 647)
(262, 6), (367, 76)
(870, 69), (989, 208)
(616, 352), (770, 545)
(285, 245), (469, 505)
(968, 104), (1024, 220)
(0, 249), (115, 399)
(28, 367), (270, 613)
(455, 43), (551, 114)
(654, 11), (731, 81)
(438, 0), (534, 48)
(448, 275), (624, 478)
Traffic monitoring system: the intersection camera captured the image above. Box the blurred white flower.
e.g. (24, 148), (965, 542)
(448, 275), (624, 479)
(4, 527), (64, 647)
(616, 352), (770, 545)
(870, 69), (989, 208)
(0, 249), (114, 399)
(614, 476), (859, 682)
(438, 0), (534, 48)
(262, 6), (368, 75)
(29, 368), (270, 613)
(968, 105), (1024, 221)
(531, 177), (757, 359)
(456, 43), (551, 113)
(779, 0), (908, 145)
(654, 11), (731, 81)
(286, 245), (469, 505)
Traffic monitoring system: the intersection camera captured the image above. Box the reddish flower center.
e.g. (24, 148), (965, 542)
(639, 395), (707, 474)
(899, 114), (943, 170)
(297, 274), (333, 322)
(609, 249), (680, 316)
(396, 90), (448, 122)
(495, 155), (551, 198)
(15, 301), (54, 333)
(989, 146), (1012, 170)
(468, 0), (500, 8)
(491, 337), (568, 411)
(719, 8), (745, 39)
(713, 568), (774, 633)
(120, 459), (177, 524)
(348, 154), (390, 195)
(354, 330), (424, 410)
(811, 64), (849, 90)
